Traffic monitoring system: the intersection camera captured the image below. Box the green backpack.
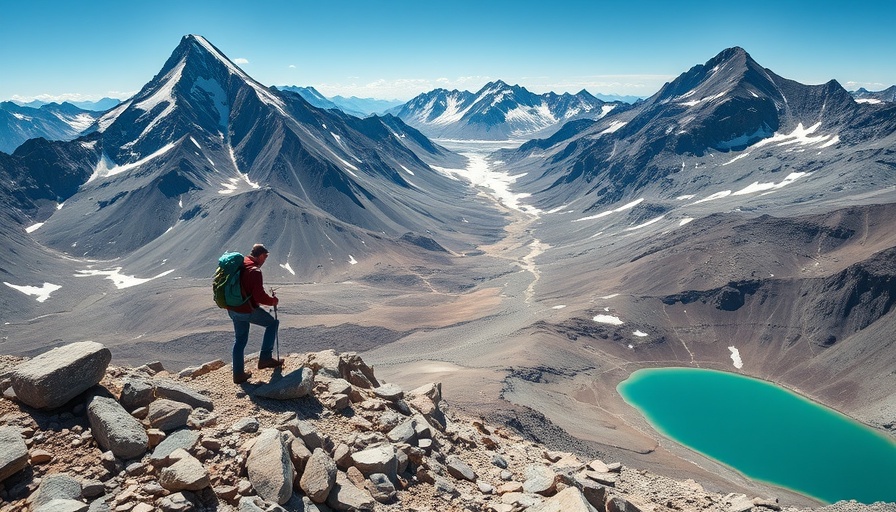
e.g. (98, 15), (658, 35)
(213, 252), (249, 308)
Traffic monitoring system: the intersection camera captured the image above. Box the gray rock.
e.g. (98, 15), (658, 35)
(351, 443), (397, 482)
(576, 477), (609, 511)
(446, 455), (477, 482)
(157, 491), (198, 511)
(372, 382), (404, 401)
(366, 473), (397, 503)
(326, 471), (375, 511)
(386, 418), (417, 444)
(232, 417), (260, 433)
(584, 470), (618, 486)
(119, 375), (155, 411)
(147, 399), (193, 431)
(300, 448), (337, 504)
(246, 429), (294, 505)
(187, 407), (217, 428)
(87, 498), (111, 512)
(530, 487), (598, 512)
(34, 499), (89, 512)
(87, 395), (149, 460)
(31, 473), (82, 507)
(254, 367), (315, 400)
(159, 452), (210, 492)
(289, 437), (313, 474)
(492, 454), (509, 469)
(80, 479), (105, 498)
(0, 426), (29, 482)
(607, 496), (645, 512)
(150, 429), (199, 466)
(327, 378), (353, 395)
(523, 463), (557, 496)
(10, 341), (111, 409)
(154, 378), (214, 410)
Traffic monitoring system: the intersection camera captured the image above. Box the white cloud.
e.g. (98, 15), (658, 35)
(233, 57), (249, 65)
(288, 64), (296, 69)
(11, 91), (133, 103)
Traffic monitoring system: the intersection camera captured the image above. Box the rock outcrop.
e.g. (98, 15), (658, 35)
(10, 341), (111, 409)
(0, 341), (892, 512)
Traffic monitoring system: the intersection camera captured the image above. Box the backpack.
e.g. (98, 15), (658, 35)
(213, 252), (249, 308)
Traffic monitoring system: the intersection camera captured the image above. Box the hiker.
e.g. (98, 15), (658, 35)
(227, 243), (283, 384)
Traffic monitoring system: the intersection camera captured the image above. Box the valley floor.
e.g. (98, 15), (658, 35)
(4, 143), (894, 508)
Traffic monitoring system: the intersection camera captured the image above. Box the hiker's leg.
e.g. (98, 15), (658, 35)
(249, 307), (279, 358)
(229, 310), (251, 375)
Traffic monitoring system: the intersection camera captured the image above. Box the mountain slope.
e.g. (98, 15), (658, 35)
(0, 101), (100, 153)
(0, 34), (502, 291)
(505, 47), (896, 212)
(395, 81), (626, 140)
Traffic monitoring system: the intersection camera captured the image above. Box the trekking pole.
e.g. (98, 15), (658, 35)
(271, 287), (280, 361)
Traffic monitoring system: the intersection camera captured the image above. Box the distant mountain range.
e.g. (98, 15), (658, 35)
(850, 86), (896, 104)
(12, 97), (122, 111)
(0, 101), (102, 153)
(275, 86), (404, 117)
(392, 81), (630, 141)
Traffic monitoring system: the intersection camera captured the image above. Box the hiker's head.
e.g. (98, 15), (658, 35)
(250, 244), (269, 264)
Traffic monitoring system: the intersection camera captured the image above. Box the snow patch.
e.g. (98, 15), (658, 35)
(728, 346), (744, 369)
(25, 222), (44, 233)
(679, 217), (695, 226)
(593, 314), (624, 325)
(3, 282), (61, 302)
(732, 172), (810, 196)
(573, 198), (643, 222)
(75, 268), (176, 289)
(348, 255), (358, 265)
(552, 305), (567, 309)
(624, 215), (665, 231)
(89, 143), (177, 183)
(633, 330), (648, 337)
(753, 122), (837, 148)
(280, 262), (295, 275)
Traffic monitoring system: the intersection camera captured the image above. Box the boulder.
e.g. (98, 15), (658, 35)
(146, 399), (193, 431)
(326, 471), (375, 511)
(30, 473), (82, 508)
(0, 426), (29, 482)
(523, 463), (557, 496)
(119, 375), (155, 411)
(530, 487), (599, 512)
(300, 448), (337, 504)
(246, 429), (294, 505)
(10, 341), (111, 409)
(446, 455), (477, 482)
(33, 499), (89, 512)
(159, 451), (210, 492)
(372, 382), (404, 401)
(86, 395), (149, 460)
(149, 429), (200, 467)
(254, 367), (315, 400)
(153, 379), (214, 410)
(351, 443), (397, 482)
(607, 496), (646, 512)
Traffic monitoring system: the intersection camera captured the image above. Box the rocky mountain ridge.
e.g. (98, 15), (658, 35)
(1, 341), (893, 512)
(393, 81), (627, 141)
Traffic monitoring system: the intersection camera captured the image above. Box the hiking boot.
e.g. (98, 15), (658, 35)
(233, 371), (252, 384)
(257, 358), (284, 369)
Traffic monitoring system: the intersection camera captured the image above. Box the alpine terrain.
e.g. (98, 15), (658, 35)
(1, 37), (895, 511)
(0, 101), (102, 153)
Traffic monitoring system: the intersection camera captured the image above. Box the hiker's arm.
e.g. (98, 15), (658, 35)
(249, 275), (278, 306)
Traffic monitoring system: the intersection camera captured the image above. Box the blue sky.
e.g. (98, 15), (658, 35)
(2, 0), (894, 103)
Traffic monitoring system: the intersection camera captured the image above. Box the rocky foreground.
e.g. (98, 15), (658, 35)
(0, 341), (893, 512)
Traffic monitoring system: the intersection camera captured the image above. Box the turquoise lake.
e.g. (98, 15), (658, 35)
(617, 368), (896, 504)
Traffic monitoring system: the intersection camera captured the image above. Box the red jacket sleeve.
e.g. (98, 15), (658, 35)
(244, 268), (276, 307)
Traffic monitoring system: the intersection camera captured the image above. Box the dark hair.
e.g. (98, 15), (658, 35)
(250, 244), (269, 257)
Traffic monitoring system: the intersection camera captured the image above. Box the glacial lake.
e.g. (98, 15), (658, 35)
(617, 368), (896, 504)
